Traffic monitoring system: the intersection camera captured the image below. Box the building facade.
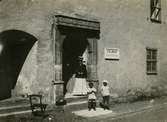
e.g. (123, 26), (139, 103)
(0, 0), (167, 103)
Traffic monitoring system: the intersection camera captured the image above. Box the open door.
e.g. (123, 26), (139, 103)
(62, 33), (88, 94)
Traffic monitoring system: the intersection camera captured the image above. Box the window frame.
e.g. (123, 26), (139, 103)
(146, 47), (158, 75)
(150, 0), (161, 23)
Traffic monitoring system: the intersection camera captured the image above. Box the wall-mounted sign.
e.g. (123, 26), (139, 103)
(104, 48), (120, 60)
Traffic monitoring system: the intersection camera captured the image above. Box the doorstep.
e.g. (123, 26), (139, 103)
(65, 93), (87, 103)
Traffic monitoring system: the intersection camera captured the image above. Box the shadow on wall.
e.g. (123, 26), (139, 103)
(0, 29), (37, 100)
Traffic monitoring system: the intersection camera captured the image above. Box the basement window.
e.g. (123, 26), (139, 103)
(146, 48), (157, 75)
(150, 0), (161, 23)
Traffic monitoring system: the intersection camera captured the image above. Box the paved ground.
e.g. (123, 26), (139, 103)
(1, 97), (167, 122)
(72, 108), (113, 118)
(72, 97), (167, 122)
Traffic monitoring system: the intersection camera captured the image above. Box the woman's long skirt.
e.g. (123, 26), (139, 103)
(72, 78), (87, 95)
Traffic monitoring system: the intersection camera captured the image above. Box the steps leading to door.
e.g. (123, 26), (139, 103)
(0, 97), (31, 117)
(0, 97), (29, 107)
(0, 96), (88, 117)
(65, 93), (87, 103)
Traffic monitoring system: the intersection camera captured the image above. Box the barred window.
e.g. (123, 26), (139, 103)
(150, 0), (161, 23)
(146, 48), (157, 75)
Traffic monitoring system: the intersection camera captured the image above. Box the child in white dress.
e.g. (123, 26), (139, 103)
(101, 80), (110, 110)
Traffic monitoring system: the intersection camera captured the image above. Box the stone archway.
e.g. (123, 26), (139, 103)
(0, 29), (37, 100)
(52, 15), (100, 100)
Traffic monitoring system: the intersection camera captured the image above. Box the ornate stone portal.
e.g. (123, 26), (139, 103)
(52, 15), (100, 103)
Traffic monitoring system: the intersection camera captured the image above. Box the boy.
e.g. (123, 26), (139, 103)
(101, 80), (110, 110)
(87, 82), (97, 111)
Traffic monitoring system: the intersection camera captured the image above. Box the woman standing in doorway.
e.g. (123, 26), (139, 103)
(72, 56), (87, 95)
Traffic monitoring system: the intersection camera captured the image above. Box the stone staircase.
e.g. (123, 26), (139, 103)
(0, 94), (88, 117)
(0, 97), (31, 117)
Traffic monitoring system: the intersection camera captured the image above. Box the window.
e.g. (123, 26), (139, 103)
(146, 48), (157, 74)
(150, 0), (161, 23)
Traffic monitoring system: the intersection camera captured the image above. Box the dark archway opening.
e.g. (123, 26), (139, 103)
(62, 33), (88, 95)
(0, 30), (37, 100)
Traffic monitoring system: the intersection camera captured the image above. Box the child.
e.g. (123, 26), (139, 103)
(101, 80), (110, 110)
(87, 82), (97, 111)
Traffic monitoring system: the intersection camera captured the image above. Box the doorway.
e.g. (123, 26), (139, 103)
(53, 15), (100, 100)
(62, 33), (88, 95)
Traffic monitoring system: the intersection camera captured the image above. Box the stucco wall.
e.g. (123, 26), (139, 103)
(0, 0), (167, 102)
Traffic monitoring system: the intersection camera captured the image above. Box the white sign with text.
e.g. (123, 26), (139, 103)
(104, 48), (120, 59)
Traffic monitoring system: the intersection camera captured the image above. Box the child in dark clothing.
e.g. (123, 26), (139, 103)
(87, 82), (97, 111)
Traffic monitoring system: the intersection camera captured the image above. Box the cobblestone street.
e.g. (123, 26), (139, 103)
(0, 97), (167, 122)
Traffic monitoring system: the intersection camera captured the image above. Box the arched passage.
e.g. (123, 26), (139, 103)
(0, 29), (37, 100)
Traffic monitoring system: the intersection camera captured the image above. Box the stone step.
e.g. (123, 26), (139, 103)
(65, 100), (88, 110)
(0, 96), (91, 118)
(0, 97), (31, 117)
(0, 106), (31, 117)
(0, 97), (29, 107)
(65, 93), (88, 103)
(0, 99), (88, 117)
(0, 104), (30, 115)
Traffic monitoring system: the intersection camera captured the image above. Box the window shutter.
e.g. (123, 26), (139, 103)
(150, 0), (161, 23)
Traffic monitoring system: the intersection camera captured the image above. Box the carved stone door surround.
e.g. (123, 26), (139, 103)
(51, 15), (100, 102)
